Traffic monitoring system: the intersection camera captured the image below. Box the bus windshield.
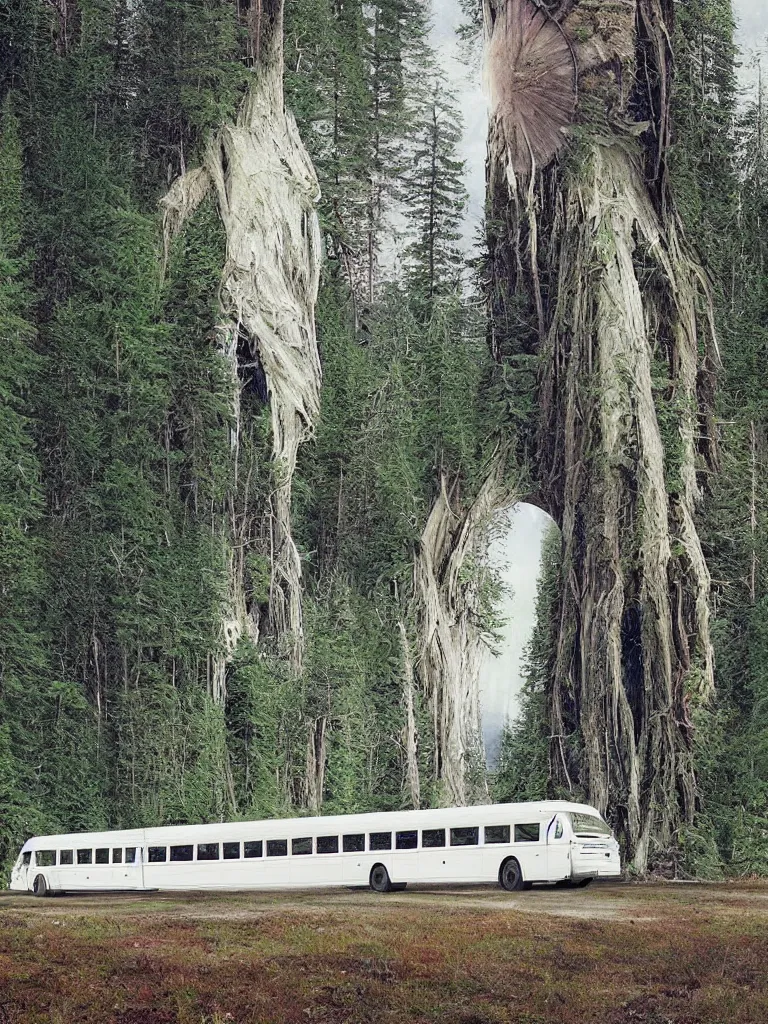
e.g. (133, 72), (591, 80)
(569, 813), (612, 837)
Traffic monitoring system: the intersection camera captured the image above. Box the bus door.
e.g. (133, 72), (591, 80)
(546, 814), (571, 882)
(120, 845), (143, 889)
(18, 851), (32, 890)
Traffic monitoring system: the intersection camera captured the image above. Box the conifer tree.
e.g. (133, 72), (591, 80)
(132, 0), (246, 197)
(364, 0), (431, 299)
(696, 61), (768, 874)
(0, 98), (53, 866)
(284, 0), (371, 292)
(402, 74), (467, 302)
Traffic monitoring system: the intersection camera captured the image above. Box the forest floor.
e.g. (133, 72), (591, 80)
(0, 881), (765, 1023)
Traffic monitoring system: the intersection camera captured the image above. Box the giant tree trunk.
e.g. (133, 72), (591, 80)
(161, 1), (321, 678)
(485, 0), (718, 871)
(413, 458), (513, 806)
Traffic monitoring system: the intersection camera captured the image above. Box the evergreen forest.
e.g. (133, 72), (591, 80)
(0, 0), (766, 879)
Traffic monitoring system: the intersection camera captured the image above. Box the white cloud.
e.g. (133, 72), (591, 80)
(734, 0), (768, 48)
(732, 0), (768, 93)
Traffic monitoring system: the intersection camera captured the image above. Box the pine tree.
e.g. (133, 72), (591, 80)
(364, 0), (431, 299)
(5, 0), (766, 874)
(285, 0), (372, 292)
(695, 61), (768, 875)
(132, 0), (245, 198)
(402, 73), (467, 302)
(0, 98), (54, 868)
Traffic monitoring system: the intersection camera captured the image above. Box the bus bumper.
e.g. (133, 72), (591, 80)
(571, 846), (622, 880)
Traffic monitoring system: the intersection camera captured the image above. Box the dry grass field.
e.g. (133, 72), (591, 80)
(0, 882), (766, 1023)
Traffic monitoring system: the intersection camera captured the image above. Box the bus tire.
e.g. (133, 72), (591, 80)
(577, 877), (593, 888)
(32, 874), (48, 898)
(370, 864), (392, 893)
(499, 857), (524, 892)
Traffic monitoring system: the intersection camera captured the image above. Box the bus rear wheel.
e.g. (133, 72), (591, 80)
(499, 858), (524, 892)
(32, 874), (48, 898)
(370, 864), (392, 893)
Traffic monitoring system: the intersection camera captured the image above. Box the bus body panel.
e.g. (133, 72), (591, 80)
(9, 800), (621, 894)
(419, 846), (452, 885)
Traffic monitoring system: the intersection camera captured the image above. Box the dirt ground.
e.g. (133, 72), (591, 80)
(1, 881), (766, 1023)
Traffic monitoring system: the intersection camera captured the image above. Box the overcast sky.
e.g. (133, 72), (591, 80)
(430, 0), (768, 758)
(736, 0), (768, 50)
(430, 0), (487, 250)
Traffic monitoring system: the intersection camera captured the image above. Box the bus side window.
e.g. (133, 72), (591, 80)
(369, 832), (392, 851)
(267, 840), (288, 857)
(396, 831), (417, 850)
(484, 826), (510, 844)
(514, 824), (540, 843)
(197, 843), (220, 861)
(148, 846), (168, 863)
(450, 827), (479, 847)
(22, 852), (31, 867)
(60, 850), (74, 866)
(555, 819), (563, 839)
(317, 836), (339, 854)
(422, 829), (445, 848)
(37, 850), (56, 867)
(342, 834), (365, 853)
(125, 847), (138, 864)
(223, 842), (241, 860)
(292, 837), (312, 856)
(244, 841), (262, 858)
(95, 848), (109, 864)
(112, 848), (123, 864)
(77, 849), (93, 865)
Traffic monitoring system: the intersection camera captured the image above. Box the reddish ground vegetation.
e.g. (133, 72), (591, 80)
(0, 883), (765, 1023)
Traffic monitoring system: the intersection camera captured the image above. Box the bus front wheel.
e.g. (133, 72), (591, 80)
(499, 858), (524, 892)
(32, 874), (48, 898)
(370, 864), (392, 893)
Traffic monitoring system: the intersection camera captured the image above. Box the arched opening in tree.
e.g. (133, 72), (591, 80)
(479, 502), (560, 768)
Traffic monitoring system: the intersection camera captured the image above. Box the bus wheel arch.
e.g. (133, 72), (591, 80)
(498, 857), (524, 892)
(369, 863), (392, 893)
(32, 874), (48, 897)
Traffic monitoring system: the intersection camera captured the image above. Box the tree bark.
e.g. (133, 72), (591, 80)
(303, 716), (327, 814)
(413, 456), (513, 806)
(486, 0), (718, 872)
(398, 620), (421, 809)
(45, 0), (80, 55)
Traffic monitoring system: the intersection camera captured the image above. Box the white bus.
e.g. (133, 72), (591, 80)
(9, 800), (621, 897)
